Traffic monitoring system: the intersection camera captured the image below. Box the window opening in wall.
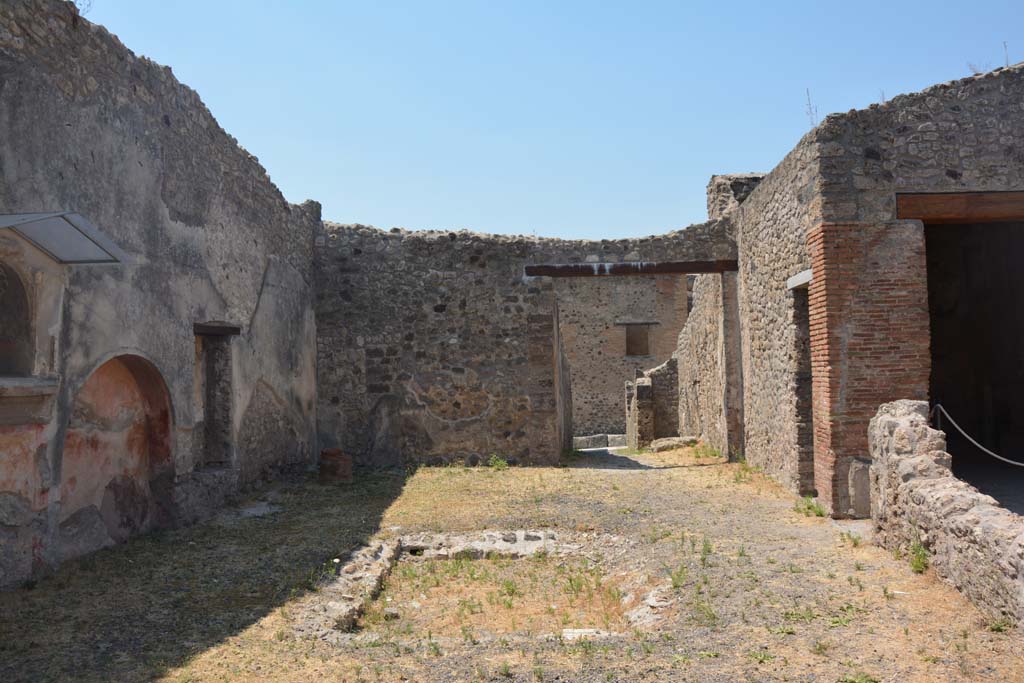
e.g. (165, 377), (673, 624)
(625, 324), (650, 357)
(0, 261), (33, 376)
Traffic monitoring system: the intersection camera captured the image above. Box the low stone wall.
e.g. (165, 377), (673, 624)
(869, 400), (1024, 623)
(647, 358), (679, 440)
(624, 378), (653, 449)
(624, 356), (678, 449)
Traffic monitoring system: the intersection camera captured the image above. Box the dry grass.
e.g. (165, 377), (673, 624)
(2, 446), (1022, 682)
(359, 554), (628, 641)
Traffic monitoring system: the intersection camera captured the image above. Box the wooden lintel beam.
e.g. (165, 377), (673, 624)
(897, 191), (1024, 224)
(193, 322), (242, 337)
(524, 259), (738, 277)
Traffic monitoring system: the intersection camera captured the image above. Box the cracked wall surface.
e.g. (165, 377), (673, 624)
(0, 0), (318, 587)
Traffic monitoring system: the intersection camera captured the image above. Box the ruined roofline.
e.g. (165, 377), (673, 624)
(706, 173), (768, 220)
(319, 219), (738, 265)
(320, 219), (729, 246)
(821, 60), (1024, 129)
(0, 0), (318, 218)
(727, 63), (1024, 225)
(707, 173), (767, 183)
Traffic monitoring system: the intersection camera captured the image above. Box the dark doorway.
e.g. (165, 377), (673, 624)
(791, 285), (815, 495)
(926, 221), (1024, 513)
(0, 261), (32, 375)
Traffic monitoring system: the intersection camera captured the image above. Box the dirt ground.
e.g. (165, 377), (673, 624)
(2, 447), (1022, 682)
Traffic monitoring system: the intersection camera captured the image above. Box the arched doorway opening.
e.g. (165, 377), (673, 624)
(0, 260), (33, 376)
(60, 355), (174, 556)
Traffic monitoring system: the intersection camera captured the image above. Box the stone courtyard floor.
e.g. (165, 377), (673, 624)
(2, 447), (1023, 682)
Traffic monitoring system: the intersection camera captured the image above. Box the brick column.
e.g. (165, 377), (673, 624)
(807, 221), (930, 517)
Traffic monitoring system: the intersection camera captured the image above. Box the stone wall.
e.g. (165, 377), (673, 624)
(555, 274), (688, 435)
(801, 64), (1024, 514)
(815, 65), (1024, 226)
(869, 400), (1024, 623)
(315, 221), (734, 467)
(706, 174), (764, 221)
(705, 65), (1024, 515)
(732, 137), (822, 491)
(676, 274), (726, 449)
(624, 377), (652, 449)
(552, 302), (573, 455)
(314, 224), (562, 467)
(647, 357), (678, 440)
(672, 176), (756, 462)
(0, 0), (318, 587)
(623, 356), (677, 448)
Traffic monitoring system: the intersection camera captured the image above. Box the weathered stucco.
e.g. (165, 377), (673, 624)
(0, 0), (318, 587)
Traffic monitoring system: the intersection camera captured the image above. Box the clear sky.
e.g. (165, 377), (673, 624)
(87, 1), (1021, 239)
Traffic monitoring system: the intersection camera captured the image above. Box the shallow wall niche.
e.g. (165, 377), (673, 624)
(59, 355), (173, 560)
(0, 261), (33, 376)
(200, 335), (233, 468)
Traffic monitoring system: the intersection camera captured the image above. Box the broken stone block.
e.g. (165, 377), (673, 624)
(573, 434), (608, 449)
(847, 458), (871, 518)
(650, 436), (699, 452)
(561, 628), (619, 641)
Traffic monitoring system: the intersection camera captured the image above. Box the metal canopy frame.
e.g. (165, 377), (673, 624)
(0, 212), (129, 265)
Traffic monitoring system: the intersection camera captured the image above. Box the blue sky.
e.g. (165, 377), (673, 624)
(88, 1), (1021, 238)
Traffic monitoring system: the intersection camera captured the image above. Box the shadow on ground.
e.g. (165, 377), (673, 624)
(0, 469), (410, 683)
(564, 447), (717, 470)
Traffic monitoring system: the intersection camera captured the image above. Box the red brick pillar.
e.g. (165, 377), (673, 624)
(807, 221), (930, 517)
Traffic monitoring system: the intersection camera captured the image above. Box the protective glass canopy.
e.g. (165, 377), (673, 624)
(0, 212), (128, 264)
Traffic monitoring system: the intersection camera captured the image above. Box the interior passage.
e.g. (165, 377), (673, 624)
(926, 221), (1024, 512)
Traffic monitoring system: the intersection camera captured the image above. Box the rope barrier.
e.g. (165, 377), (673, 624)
(930, 403), (1024, 468)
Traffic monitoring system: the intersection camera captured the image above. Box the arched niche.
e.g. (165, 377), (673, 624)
(0, 261), (33, 376)
(59, 354), (175, 557)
